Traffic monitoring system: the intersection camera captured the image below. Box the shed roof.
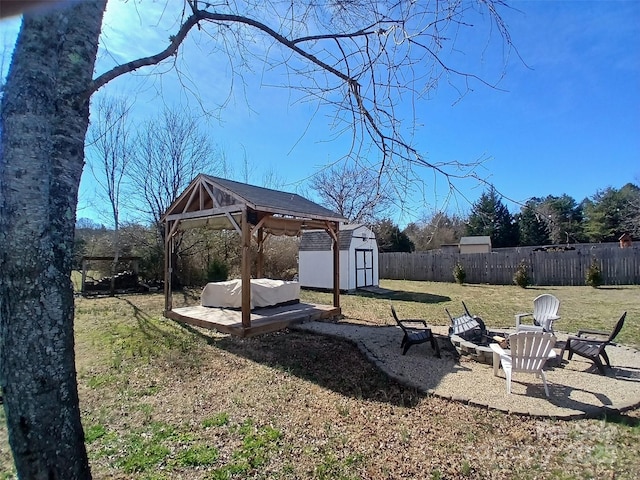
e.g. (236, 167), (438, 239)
(300, 224), (374, 251)
(459, 236), (492, 246)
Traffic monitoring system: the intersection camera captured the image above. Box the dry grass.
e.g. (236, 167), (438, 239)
(0, 281), (639, 479)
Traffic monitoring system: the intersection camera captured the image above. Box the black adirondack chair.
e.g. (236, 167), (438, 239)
(563, 312), (626, 375)
(390, 305), (440, 357)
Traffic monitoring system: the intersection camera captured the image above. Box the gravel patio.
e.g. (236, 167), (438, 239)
(294, 321), (640, 419)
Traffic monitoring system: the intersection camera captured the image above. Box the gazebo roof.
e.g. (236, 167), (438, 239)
(163, 174), (346, 232)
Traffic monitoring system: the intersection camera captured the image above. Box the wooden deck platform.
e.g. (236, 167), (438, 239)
(165, 302), (341, 337)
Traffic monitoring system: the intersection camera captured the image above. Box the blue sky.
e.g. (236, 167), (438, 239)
(2, 0), (639, 227)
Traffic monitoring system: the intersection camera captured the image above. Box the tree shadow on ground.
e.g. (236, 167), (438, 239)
(117, 296), (202, 353)
(601, 411), (640, 427)
(592, 286), (631, 291)
(113, 295), (447, 408)
(175, 322), (425, 408)
(346, 288), (450, 304)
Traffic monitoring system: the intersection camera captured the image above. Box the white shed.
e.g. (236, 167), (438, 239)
(299, 224), (379, 291)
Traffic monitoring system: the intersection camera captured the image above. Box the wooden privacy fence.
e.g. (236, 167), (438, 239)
(379, 244), (640, 286)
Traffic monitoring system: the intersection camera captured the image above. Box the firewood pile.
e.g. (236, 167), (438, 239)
(84, 271), (140, 292)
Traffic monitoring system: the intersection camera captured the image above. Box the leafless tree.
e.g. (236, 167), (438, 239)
(86, 96), (132, 294)
(88, 0), (516, 197)
(309, 161), (392, 223)
(127, 107), (218, 285)
(129, 107), (216, 232)
(405, 211), (466, 251)
(1, 4), (105, 477)
(261, 167), (288, 190)
(0, 1), (515, 477)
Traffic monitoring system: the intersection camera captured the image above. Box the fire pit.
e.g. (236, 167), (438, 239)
(446, 302), (508, 365)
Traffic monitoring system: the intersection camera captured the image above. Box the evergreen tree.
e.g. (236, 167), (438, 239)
(466, 187), (519, 248)
(620, 183), (640, 238)
(373, 218), (415, 252)
(538, 194), (584, 244)
(517, 198), (551, 246)
(583, 184), (640, 242)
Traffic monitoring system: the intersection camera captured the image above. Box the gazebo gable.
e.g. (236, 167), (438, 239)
(164, 174), (345, 224)
(164, 174), (244, 220)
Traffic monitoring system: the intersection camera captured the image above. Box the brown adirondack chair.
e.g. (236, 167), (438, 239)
(390, 305), (440, 357)
(562, 312), (626, 375)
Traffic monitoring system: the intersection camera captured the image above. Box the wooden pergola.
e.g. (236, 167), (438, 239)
(162, 174), (347, 336)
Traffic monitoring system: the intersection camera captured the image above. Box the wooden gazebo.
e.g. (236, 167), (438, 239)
(162, 174), (347, 336)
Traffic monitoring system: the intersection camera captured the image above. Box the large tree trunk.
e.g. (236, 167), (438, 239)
(0, 1), (107, 478)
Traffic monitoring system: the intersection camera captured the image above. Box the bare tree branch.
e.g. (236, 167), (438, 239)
(87, 0), (518, 217)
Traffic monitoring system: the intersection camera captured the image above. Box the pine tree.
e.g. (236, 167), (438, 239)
(583, 184), (640, 242)
(538, 194), (584, 244)
(373, 218), (415, 252)
(518, 198), (551, 246)
(466, 187), (519, 248)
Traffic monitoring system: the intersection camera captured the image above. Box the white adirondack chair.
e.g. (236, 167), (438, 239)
(490, 331), (556, 397)
(515, 294), (560, 333)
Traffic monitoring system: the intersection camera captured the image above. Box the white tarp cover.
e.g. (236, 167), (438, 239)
(201, 278), (300, 309)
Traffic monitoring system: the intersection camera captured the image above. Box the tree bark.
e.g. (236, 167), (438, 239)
(0, 1), (107, 478)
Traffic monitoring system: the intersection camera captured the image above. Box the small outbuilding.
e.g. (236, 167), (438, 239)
(299, 224), (379, 291)
(459, 236), (492, 254)
(619, 233), (632, 248)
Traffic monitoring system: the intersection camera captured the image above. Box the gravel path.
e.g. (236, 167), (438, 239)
(293, 321), (640, 419)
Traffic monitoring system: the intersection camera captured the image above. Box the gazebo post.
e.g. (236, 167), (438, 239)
(241, 209), (252, 329)
(81, 257), (87, 295)
(332, 221), (340, 308)
(164, 220), (172, 313)
(256, 227), (264, 279)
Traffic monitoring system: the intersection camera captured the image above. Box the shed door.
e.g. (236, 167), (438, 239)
(355, 249), (374, 288)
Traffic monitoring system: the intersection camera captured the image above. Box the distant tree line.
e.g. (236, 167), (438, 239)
(371, 183), (640, 252)
(77, 179), (640, 283)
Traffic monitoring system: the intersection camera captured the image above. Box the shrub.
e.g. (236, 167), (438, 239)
(453, 262), (466, 285)
(207, 258), (229, 282)
(262, 237), (299, 279)
(513, 260), (530, 288)
(585, 259), (603, 288)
